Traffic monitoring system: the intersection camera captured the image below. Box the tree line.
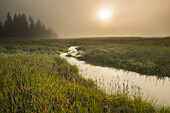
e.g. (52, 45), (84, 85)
(0, 12), (57, 38)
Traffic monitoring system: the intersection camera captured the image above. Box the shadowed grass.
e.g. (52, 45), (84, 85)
(0, 38), (68, 56)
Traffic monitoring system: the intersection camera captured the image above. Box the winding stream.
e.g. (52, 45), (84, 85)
(60, 46), (170, 106)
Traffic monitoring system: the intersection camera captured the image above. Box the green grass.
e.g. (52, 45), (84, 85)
(0, 38), (169, 112)
(0, 38), (68, 56)
(69, 37), (170, 78)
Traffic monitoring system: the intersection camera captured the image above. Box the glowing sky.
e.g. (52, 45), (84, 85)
(0, 0), (170, 38)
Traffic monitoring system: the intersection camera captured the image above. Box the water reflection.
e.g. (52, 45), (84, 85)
(60, 46), (170, 106)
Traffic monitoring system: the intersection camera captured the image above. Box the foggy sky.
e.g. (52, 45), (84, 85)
(0, 0), (170, 38)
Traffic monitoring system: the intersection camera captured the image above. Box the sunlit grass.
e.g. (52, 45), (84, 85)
(0, 54), (169, 112)
(0, 38), (169, 112)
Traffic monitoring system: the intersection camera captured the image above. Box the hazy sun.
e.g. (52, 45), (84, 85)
(98, 9), (111, 21)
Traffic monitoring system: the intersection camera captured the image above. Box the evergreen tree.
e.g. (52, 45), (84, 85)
(29, 16), (35, 37)
(35, 19), (43, 37)
(17, 14), (22, 37)
(0, 21), (3, 36)
(20, 14), (29, 37)
(12, 14), (19, 36)
(48, 28), (57, 37)
(1, 12), (57, 38)
(41, 24), (48, 37)
(4, 12), (13, 36)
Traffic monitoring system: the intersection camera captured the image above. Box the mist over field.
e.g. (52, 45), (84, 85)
(0, 0), (170, 38)
(0, 0), (170, 112)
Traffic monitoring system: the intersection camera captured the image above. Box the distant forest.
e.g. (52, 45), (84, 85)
(0, 12), (57, 38)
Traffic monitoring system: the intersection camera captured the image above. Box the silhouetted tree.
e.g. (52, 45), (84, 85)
(12, 14), (19, 36)
(0, 12), (57, 38)
(0, 21), (3, 36)
(29, 16), (35, 37)
(41, 24), (49, 37)
(20, 14), (29, 37)
(35, 19), (47, 37)
(3, 12), (13, 36)
(48, 28), (57, 37)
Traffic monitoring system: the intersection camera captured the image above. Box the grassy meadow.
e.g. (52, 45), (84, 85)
(66, 37), (170, 78)
(0, 38), (170, 112)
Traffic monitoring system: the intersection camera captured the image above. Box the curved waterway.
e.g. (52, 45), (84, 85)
(60, 46), (170, 106)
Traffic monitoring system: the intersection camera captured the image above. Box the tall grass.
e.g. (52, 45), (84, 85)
(75, 38), (170, 77)
(0, 38), (169, 112)
(0, 54), (169, 112)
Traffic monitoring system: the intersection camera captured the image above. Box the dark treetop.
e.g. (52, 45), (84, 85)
(0, 12), (57, 38)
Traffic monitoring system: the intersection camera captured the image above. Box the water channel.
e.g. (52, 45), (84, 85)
(60, 46), (170, 106)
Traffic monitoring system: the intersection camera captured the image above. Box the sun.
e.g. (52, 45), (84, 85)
(98, 9), (111, 21)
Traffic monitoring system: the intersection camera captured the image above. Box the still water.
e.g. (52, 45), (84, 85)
(60, 46), (170, 106)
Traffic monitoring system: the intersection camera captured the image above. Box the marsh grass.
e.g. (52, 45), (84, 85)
(0, 38), (169, 112)
(0, 38), (68, 55)
(73, 38), (170, 78)
(1, 54), (170, 112)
